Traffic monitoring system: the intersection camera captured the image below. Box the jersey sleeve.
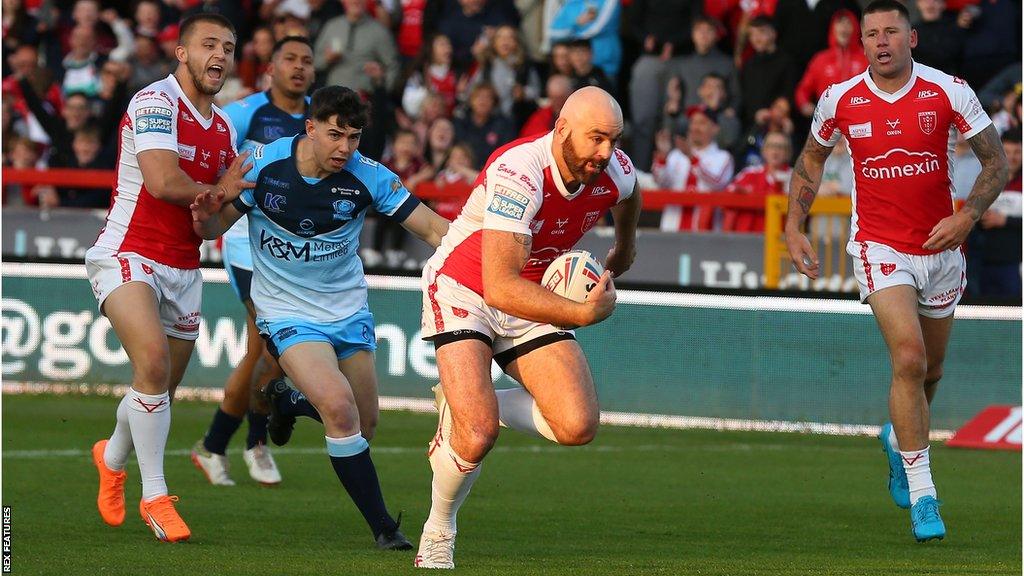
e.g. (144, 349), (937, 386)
(609, 148), (638, 203)
(810, 84), (841, 148)
(948, 77), (993, 139)
(372, 163), (421, 221)
(222, 99), (252, 149)
(232, 138), (282, 212)
(481, 153), (544, 235)
(128, 90), (178, 153)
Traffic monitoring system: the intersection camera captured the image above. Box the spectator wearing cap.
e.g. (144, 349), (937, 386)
(794, 9), (865, 118)
(548, 0), (622, 79)
(722, 130), (791, 232)
(739, 16), (795, 127)
(566, 38), (615, 96)
(678, 16), (740, 111)
(315, 0), (401, 93)
(519, 73), (573, 137)
(156, 23), (179, 62)
(627, 0), (703, 171)
(659, 105), (734, 232)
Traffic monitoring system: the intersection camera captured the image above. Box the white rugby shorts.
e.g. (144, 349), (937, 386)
(848, 240), (966, 319)
(85, 247), (203, 340)
(420, 265), (574, 367)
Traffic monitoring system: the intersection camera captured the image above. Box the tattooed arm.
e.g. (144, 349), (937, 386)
(784, 134), (834, 279)
(922, 125), (1009, 251)
(481, 229), (615, 328)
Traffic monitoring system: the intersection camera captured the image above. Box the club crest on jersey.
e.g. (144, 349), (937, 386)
(880, 263), (896, 276)
(333, 199), (356, 221)
(918, 111), (937, 135)
(582, 210), (601, 232)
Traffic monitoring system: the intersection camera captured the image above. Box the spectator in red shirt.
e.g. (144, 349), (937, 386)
(519, 73), (572, 137)
(794, 9), (866, 118)
(723, 130), (792, 232)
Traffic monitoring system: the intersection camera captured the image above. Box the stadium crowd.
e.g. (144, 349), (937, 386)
(1, 0), (1020, 291)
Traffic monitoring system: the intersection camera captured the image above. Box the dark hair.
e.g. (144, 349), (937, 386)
(1001, 127), (1022, 143)
(862, 0), (911, 24)
(309, 85), (369, 129)
(701, 72), (726, 86)
(748, 15), (775, 29)
(692, 15), (721, 30)
(567, 38), (592, 51)
(74, 122), (102, 141)
(178, 12), (236, 44)
(272, 35), (311, 57)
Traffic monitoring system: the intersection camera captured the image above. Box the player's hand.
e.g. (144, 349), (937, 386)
(580, 271), (616, 326)
(604, 243), (635, 277)
(785, 229), (820, 279)
(923, 211), (975, 251)
(216, 151), (254, 202)
(190, 188), (225, 223)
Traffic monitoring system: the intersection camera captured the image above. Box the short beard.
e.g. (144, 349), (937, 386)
(561, 135), (607, 185)
(187, 60), (220, 96)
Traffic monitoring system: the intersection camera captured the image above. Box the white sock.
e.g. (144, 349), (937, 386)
(103, 393), (135, 471)
(886, 425), (901, 453)
(424, 440), (481, 534)
(900, 446), (937, 505)
(495, 387), (557, 442)
(126, 388), (172, 501)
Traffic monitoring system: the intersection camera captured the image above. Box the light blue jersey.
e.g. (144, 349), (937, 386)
(221, 91), (309, 274)
(233, 135), (420, 323)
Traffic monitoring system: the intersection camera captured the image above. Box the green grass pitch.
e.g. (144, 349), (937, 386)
(2, 393), (1020, 575)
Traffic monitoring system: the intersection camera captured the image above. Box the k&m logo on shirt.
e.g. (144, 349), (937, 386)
(488, 185), (530, 221)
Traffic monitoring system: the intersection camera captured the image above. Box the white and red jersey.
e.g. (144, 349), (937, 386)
(93, 74), (237, 269)
(427, 131), (637, 296)
(811, 62), (992, 255)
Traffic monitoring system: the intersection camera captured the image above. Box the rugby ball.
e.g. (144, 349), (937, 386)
(541, 251), (605, 303)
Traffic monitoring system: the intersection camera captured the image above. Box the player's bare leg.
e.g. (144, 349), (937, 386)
(416, 338), (495, 569)
(97, 282), (191, 542)
(338, 350), (380, 441)
(868, 285), (946, 541)
(501, 339), (599, 446)
(279, 343), (409, 549)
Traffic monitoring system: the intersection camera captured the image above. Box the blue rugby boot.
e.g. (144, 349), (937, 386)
(879, 422), (911, 509)
(910, 495), (945, 542)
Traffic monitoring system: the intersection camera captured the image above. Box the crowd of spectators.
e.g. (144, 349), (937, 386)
(1, 0), (1021, 290)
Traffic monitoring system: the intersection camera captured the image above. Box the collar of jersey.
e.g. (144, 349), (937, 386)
(165, 74), (215, 129)
(863, 60), (918, 104)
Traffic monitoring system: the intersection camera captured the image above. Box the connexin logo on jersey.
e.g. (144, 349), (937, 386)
(860, 149), (940, 179)
(488, 185), (529, 220)
(135, 106), (173, 134)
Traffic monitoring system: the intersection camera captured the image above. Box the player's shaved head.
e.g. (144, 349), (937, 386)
(558, 86), (623, 133)
(553, 86), (623, 186)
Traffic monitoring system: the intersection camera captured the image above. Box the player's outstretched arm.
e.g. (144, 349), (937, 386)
(481, 230), (615, 328)
(923, 125), (1009, 251)
(605, 183), (641, 277)
(191, 190), (243, 240)
(137, 150), (253, 206)
(784, 134), (832, 279)
(399, 203), (451, 248)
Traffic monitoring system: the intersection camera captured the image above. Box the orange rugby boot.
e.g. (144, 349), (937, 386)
(92, 440), (127, 526)
(139, 495), (191, 542)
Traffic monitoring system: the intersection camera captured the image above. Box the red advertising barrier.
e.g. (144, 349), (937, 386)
(946, 405), (1022, 451)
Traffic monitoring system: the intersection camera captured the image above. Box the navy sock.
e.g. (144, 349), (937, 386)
(246, 411), (269, 449)
(203, 408), (243, 455)
(275, 388), (323, 422)
(327, 435), (396, 538)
